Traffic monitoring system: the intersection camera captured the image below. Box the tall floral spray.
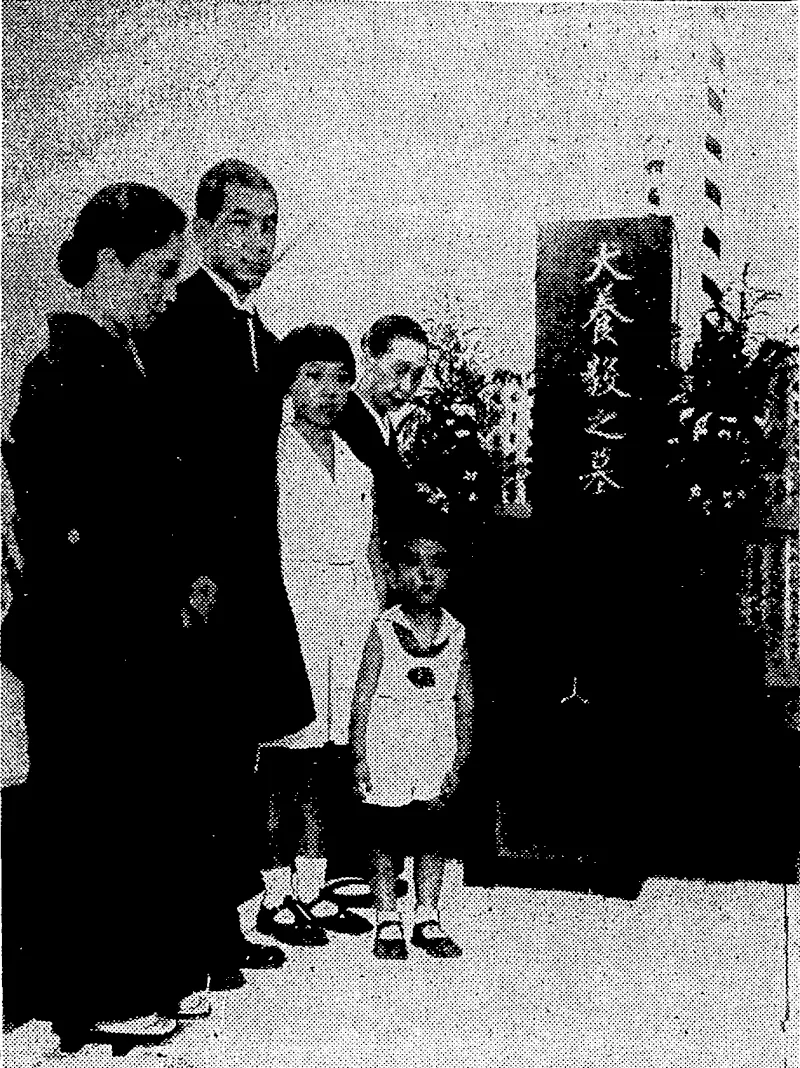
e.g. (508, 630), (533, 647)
(665, 265), (798, 645)
(396, 294), (516, 526)
(667, 265), (796, 527)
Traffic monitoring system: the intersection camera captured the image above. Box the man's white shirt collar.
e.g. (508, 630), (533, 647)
(202, 265), (258, 314)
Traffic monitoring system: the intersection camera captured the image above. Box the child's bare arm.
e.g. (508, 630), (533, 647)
(440, 643), (475, 799)
(350, 622), (384, 795)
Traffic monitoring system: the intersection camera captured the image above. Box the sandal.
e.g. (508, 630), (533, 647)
(410, 920), (462, 958)
(373, 919), (407, 960)
(177, 990), (211, 1018)
(85, 1013), (177, 1056)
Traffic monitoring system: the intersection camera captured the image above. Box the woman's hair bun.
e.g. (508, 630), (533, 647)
(56, 183), (186, 290)
(58, 235), (97, 289)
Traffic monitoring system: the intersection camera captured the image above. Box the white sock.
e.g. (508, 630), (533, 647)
(376, 909), (403, 933)
(414, 904), (439, 926)
(261, 866), (292, 910)
(293, 856), (327, 902)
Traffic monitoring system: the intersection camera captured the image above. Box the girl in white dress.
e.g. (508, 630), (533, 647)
(351, 527), (474, 959)
(257, 325), (384, 946)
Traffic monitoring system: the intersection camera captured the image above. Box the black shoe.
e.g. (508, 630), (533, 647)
(240, 942), (286, 969)
(410, 920), (462, 958)
(209, 969), (246, 991)
(373, 919), (407, 960)
(255, 897), (329, 946)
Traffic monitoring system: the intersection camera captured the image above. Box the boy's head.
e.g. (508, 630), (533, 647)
(282, 324), (356, 429)
(386, 525), (452, 610)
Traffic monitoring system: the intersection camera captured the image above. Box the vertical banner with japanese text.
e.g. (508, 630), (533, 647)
(491, 217), (679, 879)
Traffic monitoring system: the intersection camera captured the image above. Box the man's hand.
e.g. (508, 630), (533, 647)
(353, 756), (371, 800)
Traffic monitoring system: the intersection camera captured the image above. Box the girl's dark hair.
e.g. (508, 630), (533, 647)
(281, 324), (357, 387)
(58, 183), (187, 289)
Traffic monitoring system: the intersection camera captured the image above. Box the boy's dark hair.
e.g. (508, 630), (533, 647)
(281, 324), (357, 387)
(361, 315), (428, 359)
(384, 521), (452, 567)
(58, 183), (186, 289)
(195, 159), (275, 223)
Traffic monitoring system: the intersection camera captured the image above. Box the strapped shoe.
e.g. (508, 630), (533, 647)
(302, 897), (373, 936)
(373, 919), (408, 960)
(256, 896), (329, 946)
(410, 919), (462, 958)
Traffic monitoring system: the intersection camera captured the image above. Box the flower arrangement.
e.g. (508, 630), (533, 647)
(396, 293), (525, 523)
(666, 265), (797, 529)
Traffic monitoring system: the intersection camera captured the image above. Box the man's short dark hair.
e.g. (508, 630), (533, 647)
(361, 315), (428, 359)
(196, 160), (275, 223)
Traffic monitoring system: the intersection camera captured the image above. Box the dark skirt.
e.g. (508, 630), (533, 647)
(21, 617), (203, 1027)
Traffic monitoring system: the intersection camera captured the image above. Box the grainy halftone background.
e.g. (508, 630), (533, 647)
(2, 0), (797, 426)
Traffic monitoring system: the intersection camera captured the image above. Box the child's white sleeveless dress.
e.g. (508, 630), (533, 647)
(365, 605), (465, 808)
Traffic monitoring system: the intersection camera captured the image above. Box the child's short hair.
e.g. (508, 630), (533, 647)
(281, 324), (357, 387)
(384, 520), (453, 568)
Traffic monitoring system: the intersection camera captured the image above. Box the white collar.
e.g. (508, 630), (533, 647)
(202, 265), (258, 314)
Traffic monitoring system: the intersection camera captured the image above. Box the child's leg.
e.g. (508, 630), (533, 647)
(413, 853), (446, 918)
(293, 748), (332, 906)
(372, 848), (407, 958)
(373, 849), (398, 916)
(256, 752), (328, 946)
(258, 750), (301, 911)
(411, 853), (462, 958)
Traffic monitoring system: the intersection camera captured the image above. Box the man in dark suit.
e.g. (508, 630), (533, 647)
(335, 314), (429, 532)
(141, 160), (314, 985)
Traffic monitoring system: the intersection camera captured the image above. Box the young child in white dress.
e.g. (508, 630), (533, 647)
(256, 325), (385, 947)
(351, 526), (474, 959)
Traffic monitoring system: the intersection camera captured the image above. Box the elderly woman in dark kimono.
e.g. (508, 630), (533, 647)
(4, 183), (206, 1051)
